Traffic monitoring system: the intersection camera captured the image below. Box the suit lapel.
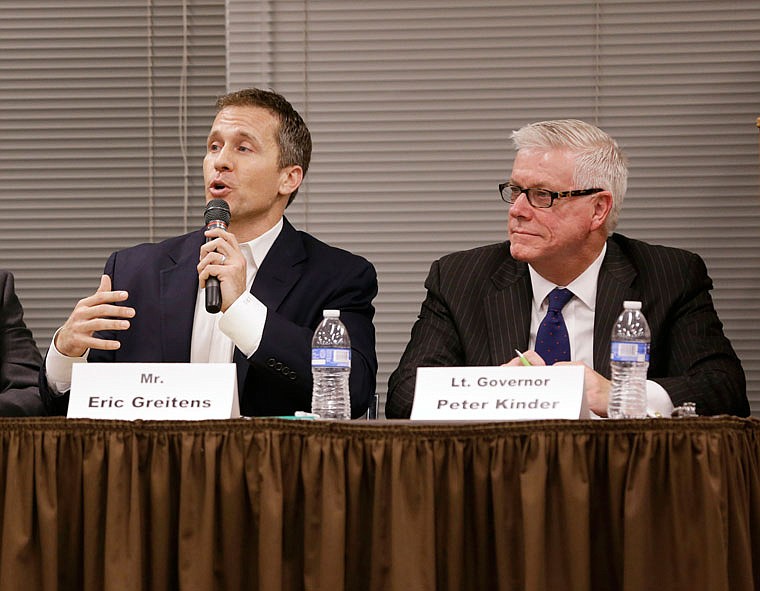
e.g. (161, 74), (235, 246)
(484, 253), (532, 365)
(160, 232), (204, 362)
(593, 237), (638, 376)
(250, 218), (306, 310)
(237, 218), (306, 391)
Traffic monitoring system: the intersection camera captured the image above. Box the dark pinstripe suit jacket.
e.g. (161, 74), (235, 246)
(386, 233), (748, 419)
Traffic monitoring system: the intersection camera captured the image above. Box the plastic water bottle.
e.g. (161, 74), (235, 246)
(311, 310), (351, 419)
(607, 301), (650, 419)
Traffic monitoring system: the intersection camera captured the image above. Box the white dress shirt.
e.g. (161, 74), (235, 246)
(527, 243), (673, 418)
(46, 219), (283, 393)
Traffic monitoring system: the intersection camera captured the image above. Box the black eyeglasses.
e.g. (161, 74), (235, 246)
(499, 183), (603, 209)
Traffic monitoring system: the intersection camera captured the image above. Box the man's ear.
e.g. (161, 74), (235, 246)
(590, 190), (613, 232)
(279, 165), (303, 197)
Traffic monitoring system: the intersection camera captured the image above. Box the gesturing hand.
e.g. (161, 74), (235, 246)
(54, 275), (135, 358)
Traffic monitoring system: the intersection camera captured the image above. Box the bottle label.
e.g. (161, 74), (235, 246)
(311, 348), (351, 368)
(610, 341), (649, 363)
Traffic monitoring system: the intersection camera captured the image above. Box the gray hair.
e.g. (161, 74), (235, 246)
(510, 119), (628, 232)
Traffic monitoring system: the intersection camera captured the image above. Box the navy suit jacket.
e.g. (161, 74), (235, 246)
(0, 270), (44, 416)
(386, 233), (748, 418)
(42, 218), (377, 418)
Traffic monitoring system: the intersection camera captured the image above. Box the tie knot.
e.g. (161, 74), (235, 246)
(547, 287), (573, 312)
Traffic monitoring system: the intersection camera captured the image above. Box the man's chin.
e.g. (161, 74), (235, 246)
(509, 240), (535, 262)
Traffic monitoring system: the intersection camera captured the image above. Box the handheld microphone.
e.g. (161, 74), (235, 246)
(203, 199), (231, 313)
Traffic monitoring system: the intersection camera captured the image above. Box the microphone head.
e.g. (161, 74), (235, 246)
(204, 199), (231, 225)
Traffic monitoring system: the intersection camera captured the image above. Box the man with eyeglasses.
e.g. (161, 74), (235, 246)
(386, 119), (747, 419)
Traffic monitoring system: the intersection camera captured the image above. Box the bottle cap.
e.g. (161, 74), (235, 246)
(323, 309), (340, 318)
(623, 300), (642, 310)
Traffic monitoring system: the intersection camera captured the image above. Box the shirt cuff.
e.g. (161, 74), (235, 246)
(44, 328), (89, 395)
(218, 291), (267, 357)
(646, 380), (674, 418)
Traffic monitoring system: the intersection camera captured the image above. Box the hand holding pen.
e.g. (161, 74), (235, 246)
(504, 349), (612, 417)
(515, 349), (532, 366)
(502, 349), (546, 367)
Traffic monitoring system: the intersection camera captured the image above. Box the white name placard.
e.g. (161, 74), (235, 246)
(410, 365), (587, 421)
(68, 363), (239, 420)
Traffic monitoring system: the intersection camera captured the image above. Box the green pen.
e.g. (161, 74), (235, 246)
(515, 349), (532, 366)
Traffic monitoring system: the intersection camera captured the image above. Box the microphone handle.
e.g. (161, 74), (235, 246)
(204, 219), (227, 313)
(205, 277), (222, 314)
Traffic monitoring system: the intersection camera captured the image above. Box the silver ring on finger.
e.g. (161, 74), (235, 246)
(220, 254), (226, 265)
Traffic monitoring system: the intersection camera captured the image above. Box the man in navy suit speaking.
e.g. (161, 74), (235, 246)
(42, 88), (377, 418)
(386, 119), (747, 419)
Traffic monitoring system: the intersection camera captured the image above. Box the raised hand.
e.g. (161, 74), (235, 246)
(54, 274), (135, 357)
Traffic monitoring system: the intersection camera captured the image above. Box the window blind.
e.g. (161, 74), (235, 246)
(1, 1), (757, 417)
(0, 0), (226, 348)
(228, 0), (760, 416)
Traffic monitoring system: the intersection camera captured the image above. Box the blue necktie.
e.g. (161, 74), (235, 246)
(535, 288), (573, 365)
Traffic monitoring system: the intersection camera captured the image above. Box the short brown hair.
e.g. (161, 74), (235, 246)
(216, 88), (312, 205)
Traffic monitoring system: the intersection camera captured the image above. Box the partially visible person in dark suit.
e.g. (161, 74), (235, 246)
(42, 88), (377, 418)
(0, 270), (44, 416)
(386, 119), (747, 419)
